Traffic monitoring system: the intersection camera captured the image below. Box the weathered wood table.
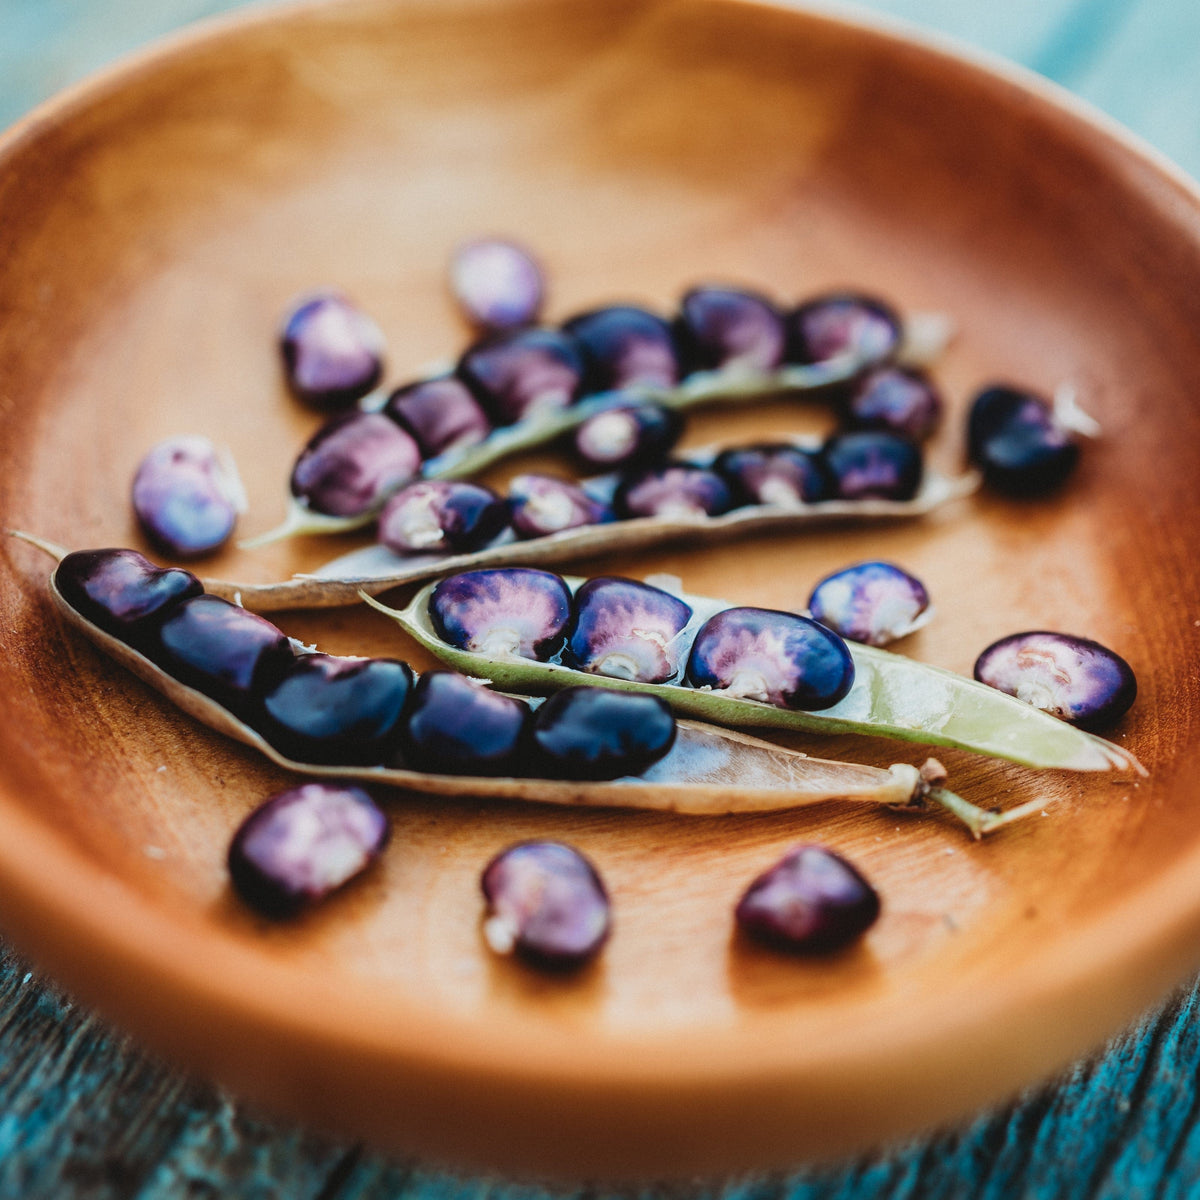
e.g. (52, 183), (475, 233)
(2, 1), (1198, 1195)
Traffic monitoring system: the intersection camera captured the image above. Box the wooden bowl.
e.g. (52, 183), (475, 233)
(1, 0), (1198, 1179)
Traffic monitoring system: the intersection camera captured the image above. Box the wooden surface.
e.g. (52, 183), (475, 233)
(3, 0), (1200, 1194)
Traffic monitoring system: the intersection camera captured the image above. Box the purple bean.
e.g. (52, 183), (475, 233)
(383, 377), (491, 458)
(564, 576), (693, 683)
(399, 671), (530, 776)
(808, 561), (931, 646)
(429, 568), (572, 661)
(457, 327), (584, 425)
(154, 594), (294, 718)
(845, 367), (942, 441)
(450, 238), (544, 332)
(507, 474), (609, 540)
(572, 403), (683, 471)
(55, 548), (202, 653)
(974, 631), (1137, 729)
(132, 436), (242, 559)
(528, 687), (676, 780)
(481, 840), (611, 969)
(377, 481), (509, 555)
(563, 305), (681, 392)
(820, 432), (923, 501)
(280, 293), (385, 409)
(685, 607), (855, 710)
(290, 412), (421, 517)
(229, 782), (389, 918)
(676, 285), (786, 373)
(786, 292), (902, 368)
(612, 463), (733, 520)
(736, 844), (880, 953)
(257, 653), (414, 765)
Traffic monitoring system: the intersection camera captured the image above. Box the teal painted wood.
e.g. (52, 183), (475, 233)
(2, 1), (1200, 1196)
(2, 936), (1200, 1197)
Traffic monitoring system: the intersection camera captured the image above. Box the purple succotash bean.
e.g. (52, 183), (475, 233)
(686, 607), (855, 710)
(808, 561), (931, 647)
(786, 292), (902, 368)
(383, 377), (491, 458)
(676, 285), (786, 374)
(613, 464), (733, 520)
(154, 594), (294, 718)
(529, 687), (677, 780)
(565, 576), (693, 683)
(229, 782), (389, 919)
(457, 327), (585, 425)
(257, 653), (414, 765)
(131, 436), (243, 559)
(378, 481), (509, 555)
(290, 412), (421, 517)
(280, 293), (385, 409)
(481, 841), (611, 970)
(713, 444), (830, 507)
(820, 431), (923, 501)
(736, 844), (880, 954)
(563, 305), (681, 392)
(449, 238), (545, 333)
(399, 671), (530, 776)
(572, 403), (684, 471)
(55, 548), (202, 653)
(845, 367), (942, 441)
(974, 631), (1137, 729)
(968, 385), (1080, 496)
(507, 474), (609, 540)
(429, 568), (572, 660)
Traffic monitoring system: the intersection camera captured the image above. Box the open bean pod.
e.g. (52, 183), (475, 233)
(367, 571), (1146, 776)
(209, 449), (978, 613)
(14, 533), (1018, 833)
(244, 308), (953, 547)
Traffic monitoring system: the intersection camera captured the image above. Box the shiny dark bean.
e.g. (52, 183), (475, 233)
(154, 594), (294, 718)
(528, 687), (677, 780)
(55, 548), (202, 652)
(258, 653), (413, 765)
(820, 431), (923, 501)
(967, 385), (1080, 496)
(399, 671), (530, 776)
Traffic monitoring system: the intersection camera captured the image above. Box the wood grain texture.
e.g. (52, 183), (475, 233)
(4, 0), (1200, 1191)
